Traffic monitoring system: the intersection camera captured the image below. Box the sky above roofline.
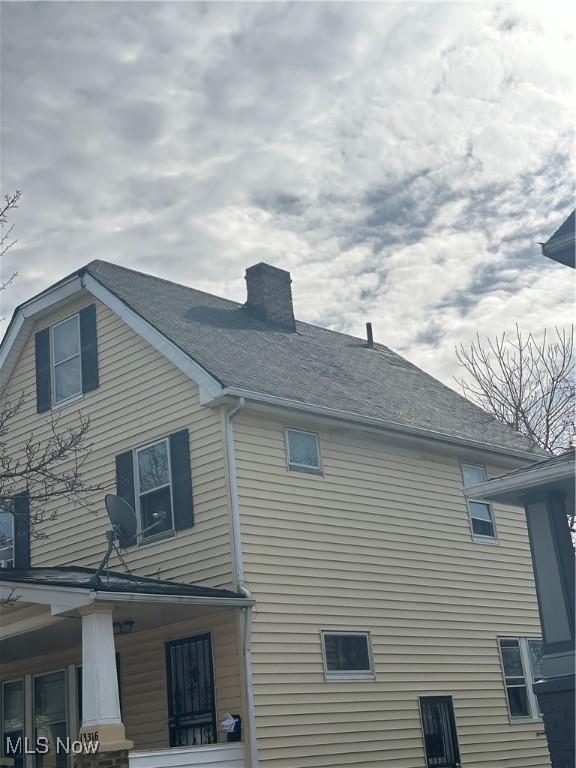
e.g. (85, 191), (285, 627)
(1, 1), (574, 386)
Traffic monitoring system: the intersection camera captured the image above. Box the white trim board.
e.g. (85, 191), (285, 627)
(82, 274), (222, 403)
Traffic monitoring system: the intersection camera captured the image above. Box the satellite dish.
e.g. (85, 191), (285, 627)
(105, 494), (137, 548)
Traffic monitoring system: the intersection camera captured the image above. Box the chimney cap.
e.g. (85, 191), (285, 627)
(245, 262), (292, 280)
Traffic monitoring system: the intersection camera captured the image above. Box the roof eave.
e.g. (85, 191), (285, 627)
(0, 578), (252, 623)
(215, 387), (544, 462)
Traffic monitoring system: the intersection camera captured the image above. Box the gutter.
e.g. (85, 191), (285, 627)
(94, 592), (254, 608)
(216, 387), (543, 462)
(225, 397), (259, 767)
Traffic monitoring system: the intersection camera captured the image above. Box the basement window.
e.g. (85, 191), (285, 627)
(285, 429), (321, 473)
(321, 631), (375, 680)
(461, 463), (497, 541)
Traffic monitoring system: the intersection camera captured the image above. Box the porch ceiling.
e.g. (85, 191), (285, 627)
(0, 599), (235, 663)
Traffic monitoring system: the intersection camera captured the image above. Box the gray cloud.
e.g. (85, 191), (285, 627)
(1, 1), (574, 386)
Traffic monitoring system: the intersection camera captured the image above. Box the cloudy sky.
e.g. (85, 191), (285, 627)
(1, 0), (574, 384)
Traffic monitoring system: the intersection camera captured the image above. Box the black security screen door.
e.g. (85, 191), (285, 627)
(165, 634), (217, 747)
(419, 696), (461, 768)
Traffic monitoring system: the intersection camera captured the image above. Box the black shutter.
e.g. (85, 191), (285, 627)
(80, 304), (99, 394)
(13, 491), (30, 569)
(115, 451), (136, 547)
(35, 328), (51, 413)
(170, 430), (194, 531)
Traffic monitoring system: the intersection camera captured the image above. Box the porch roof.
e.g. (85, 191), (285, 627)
(0, 566), (253, 615)
(463, 448), (575, 505)
(0, 566), (244, 598)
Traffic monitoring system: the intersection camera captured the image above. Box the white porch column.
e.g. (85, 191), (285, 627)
(79, 604), (133, 752)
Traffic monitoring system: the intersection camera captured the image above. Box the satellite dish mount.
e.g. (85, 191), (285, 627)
(92, 495), (167, 584)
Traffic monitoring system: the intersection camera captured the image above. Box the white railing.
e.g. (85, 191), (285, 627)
(129, 743), (244, 768)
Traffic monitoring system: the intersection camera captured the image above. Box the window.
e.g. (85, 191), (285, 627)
(321, 632), (374, 680)
(33, 670), (67, 767)
(0, 502), (14, 568)
(285, 429), (321, 472)
(35, 304), (99, 413)
(461, 463), (496, 540)
(135, 438), (174, 540)
(51, 315), (82, 405)
(498, 637), (544, 720)
(115, 429), (194, 547)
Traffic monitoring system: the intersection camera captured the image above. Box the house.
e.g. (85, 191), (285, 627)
(0, 260), (552, 768)
(541, 210), (575, 269)
(463, 450), (575, 768)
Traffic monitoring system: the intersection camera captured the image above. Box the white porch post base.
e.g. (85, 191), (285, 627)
(79, 604), (133, 752)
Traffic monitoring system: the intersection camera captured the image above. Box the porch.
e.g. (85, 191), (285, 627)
(0, 568), (252, 768)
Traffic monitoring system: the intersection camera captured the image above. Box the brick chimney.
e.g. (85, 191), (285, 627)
(245, 263), (296, 330)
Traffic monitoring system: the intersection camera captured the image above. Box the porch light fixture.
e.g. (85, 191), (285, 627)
(113, 620), (134, 636)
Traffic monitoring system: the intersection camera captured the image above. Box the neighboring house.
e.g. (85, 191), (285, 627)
(0, 260), (552, 768)
(541, 210), (575, 269)
(464, 451), (575, 768)
(464, 204), (575, 768)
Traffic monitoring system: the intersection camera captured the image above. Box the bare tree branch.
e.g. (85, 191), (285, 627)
(0, 395), (104, 537)
(456, 325), (575, 535)
(0, 190), (22, 279)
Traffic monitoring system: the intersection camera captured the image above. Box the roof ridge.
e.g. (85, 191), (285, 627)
(89, 259), (402, 355)
(87, 259), (243, 308)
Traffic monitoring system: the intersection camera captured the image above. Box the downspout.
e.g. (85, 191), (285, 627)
(225, 397), (259, 766)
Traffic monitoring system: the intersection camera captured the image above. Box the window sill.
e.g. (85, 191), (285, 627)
(52, 392), (83, 410)
(508, 715), (543, 725)
(471, 535), (499, 545)
(137, 529), (176, 547)
(288, 464), (323, 476)
(324, 673), (376, 682)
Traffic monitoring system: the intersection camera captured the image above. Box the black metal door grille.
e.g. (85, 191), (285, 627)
(419, 696), (461, 768)
(166, 633), (217, 747)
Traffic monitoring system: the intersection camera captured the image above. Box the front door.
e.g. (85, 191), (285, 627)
(419, 696), (461, 768)
(165, 634), (217, 747)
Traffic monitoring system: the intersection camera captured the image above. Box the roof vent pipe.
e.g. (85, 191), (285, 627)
(366, 322), (374, 348)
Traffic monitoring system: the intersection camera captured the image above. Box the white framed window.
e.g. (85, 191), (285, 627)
(0, 500), (14, 568)
(33, 669), (68, 767)
(51, 314), (82, 405)
(134, 438), (175, 541)
(461, 463), (497, 541)
(285, 428), (321, 472)
(498, 637), (544, 720)
(321, 631), (375, 680)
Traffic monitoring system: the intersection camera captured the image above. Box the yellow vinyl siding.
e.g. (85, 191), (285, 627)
(235, 412), (550, 768)
(0, 611), (243, 750)
(1, 296), (233, 588)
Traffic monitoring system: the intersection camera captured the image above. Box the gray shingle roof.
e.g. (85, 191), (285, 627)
(542, 210), (575, 268)
(84, 260), (542, 457)
(493, 447), (574, 481)
(546, 210), (575, 244)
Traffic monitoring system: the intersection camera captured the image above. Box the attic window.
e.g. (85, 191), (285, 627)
(285, 429), (321, 473)
(52, 314), (82, 404)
